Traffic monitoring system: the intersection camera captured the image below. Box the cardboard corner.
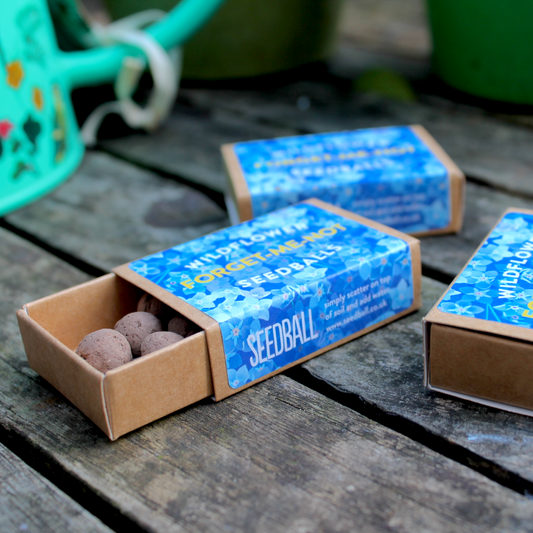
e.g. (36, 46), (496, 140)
(424, 206), (533, 345)
(16, 308), (112, 438)
(428, 323), (533, 412)
(221, 143), (253, 222)
(422, 318), (430, 387)
(422, 207), (533, 415)
(103, 331), (214, 438)
(409, 124), (466, 235)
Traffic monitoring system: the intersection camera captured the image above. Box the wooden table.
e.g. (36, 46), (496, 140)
(3, 1), (533, 531)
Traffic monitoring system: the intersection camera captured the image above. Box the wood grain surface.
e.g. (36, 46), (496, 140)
(14, 97), (527, 282)
(338, 0), (430, 59)
(0, 442), (111, 533)
(421, 182), (533, 279)
(102, 106), (298, 193)
(6, 152), (228, 272)
(179, 86), (533, 198)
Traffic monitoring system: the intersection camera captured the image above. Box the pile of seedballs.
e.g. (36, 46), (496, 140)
(76, 293), (199, 373)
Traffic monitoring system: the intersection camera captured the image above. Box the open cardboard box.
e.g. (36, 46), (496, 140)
(17, 274), (213, 440)
(424, 207), (533, 416)
(18, 199), (421, 440)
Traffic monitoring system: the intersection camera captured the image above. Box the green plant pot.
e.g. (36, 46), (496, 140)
(426, 0), (533, 104)
(104, 0), (343, 79)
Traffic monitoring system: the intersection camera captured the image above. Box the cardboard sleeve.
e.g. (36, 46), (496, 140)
(423, 207), (533, 415)
(222, 125), (465, 237)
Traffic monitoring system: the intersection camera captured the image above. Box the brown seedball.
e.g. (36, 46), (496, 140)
(76, 329), (132, 373)
(168, 315), (198, 337)
(141, 331), (184, 356)
(114, 311), (162, 357)
(137, 292), (175, 327)
(137, 292), (165, 317)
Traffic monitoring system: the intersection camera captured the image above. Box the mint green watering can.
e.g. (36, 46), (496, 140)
(0, 0), (225, 216)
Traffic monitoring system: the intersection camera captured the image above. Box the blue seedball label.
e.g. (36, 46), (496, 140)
(233, 126), (450, 233)
(439, 212), (533, 327)
(130, 204), (414, 389)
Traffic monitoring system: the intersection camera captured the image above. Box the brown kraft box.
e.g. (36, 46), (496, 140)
(424, 208), (533, 416)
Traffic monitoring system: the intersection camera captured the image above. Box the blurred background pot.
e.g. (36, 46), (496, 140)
(426, 0), (533, 104)
(103, 0), (344, 79)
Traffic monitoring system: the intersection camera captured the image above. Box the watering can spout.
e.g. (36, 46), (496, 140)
(61, 0), (227, 90)
(0, 0), (225, 217)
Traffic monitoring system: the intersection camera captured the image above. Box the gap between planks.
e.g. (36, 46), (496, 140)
(284, 365), (533, 499)
(0, 218), (107, 278)
(0, 422), (149, 533)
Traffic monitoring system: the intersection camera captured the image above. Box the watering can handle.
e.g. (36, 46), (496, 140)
(60, 0), (226, 89)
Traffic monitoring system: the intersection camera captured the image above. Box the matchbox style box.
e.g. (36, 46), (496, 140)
(18, 199), (421, 440)
(222, 125), (465, 237)
(424, 208), (533, 416)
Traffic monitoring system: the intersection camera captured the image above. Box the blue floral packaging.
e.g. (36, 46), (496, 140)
(222, 125), (465, 237)
(116, 198), (421, 402)
(424, 208), (533, 415)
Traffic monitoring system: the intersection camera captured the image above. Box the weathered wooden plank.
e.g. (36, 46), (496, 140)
(0, 442), (111, 533)
(303, 276), (533, 490)
(328, 0), (431, 80)
(0, 229), (104, 531)
(179, 87), (533, 198)
(422, 181), (533, 278)
(11, 122), (530, 284)
(6, 150), (228, 272)
(333, 0), (533, 136)
(0, 231), (91, 370)
(102, 85), (533, 205)
(8, 147), (522, 287)
(3, 230), (533, 531)
(102, 106), (298, 193)
(329, 42), (431, 84)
